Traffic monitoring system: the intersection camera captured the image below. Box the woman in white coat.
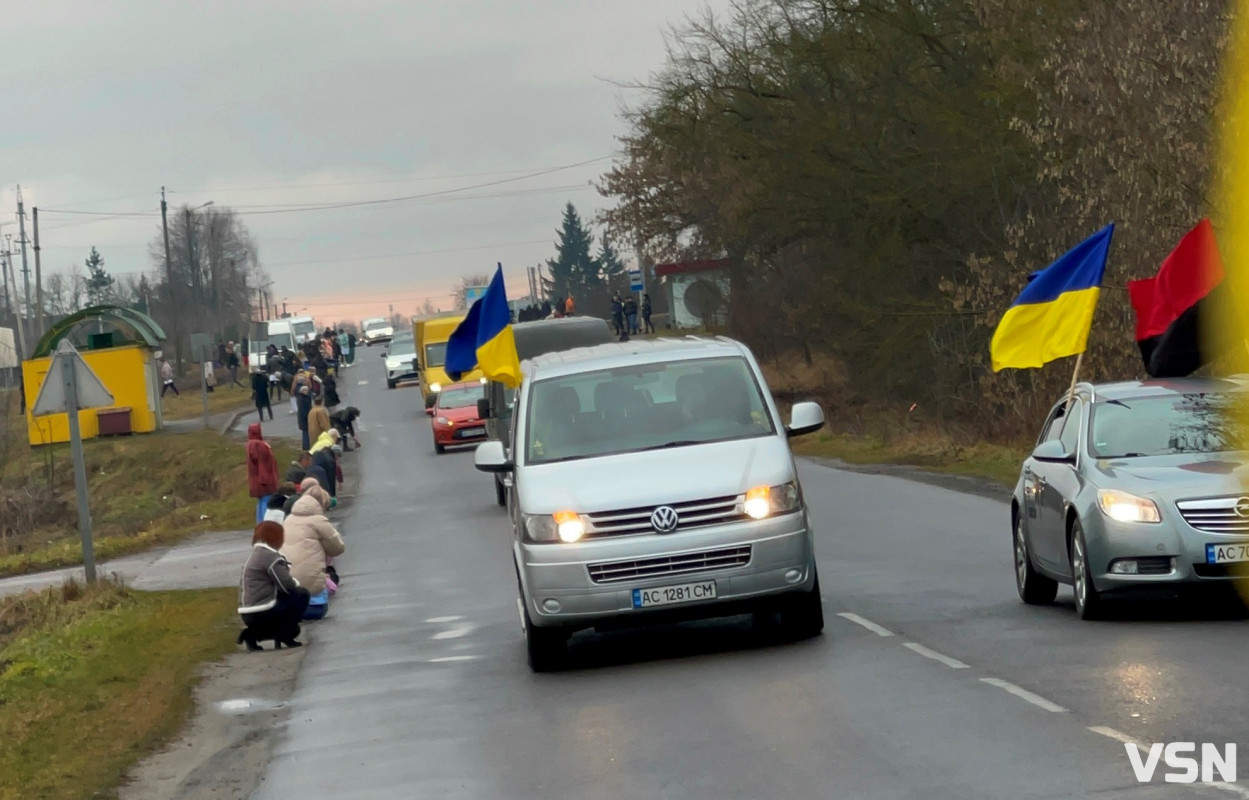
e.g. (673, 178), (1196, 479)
(279, 493), (345, 618)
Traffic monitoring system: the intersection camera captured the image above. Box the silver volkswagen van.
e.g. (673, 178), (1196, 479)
(474, 336), (825, 671)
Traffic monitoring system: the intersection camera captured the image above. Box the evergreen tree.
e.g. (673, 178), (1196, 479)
(595, 231), (626, 282)
(542, 203), (601, 305)
(84, 246), (115, 307)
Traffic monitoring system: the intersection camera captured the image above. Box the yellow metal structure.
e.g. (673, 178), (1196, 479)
(23, 344), (161, 445)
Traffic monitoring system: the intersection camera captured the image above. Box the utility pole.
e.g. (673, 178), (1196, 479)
(184, 207), (199, 298)
(161, 187), (180, 372)
(33, 207), (43, 339)
(4, 242), (26, 360)
(16, 186), (31, 340)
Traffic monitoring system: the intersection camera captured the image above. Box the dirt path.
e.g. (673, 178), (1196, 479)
(119, 642), (308, 800)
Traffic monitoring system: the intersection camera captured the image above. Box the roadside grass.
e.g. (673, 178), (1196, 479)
(0, 413), (297, 576)
(0, 579), (238, 800)
(160, 383), (255, 421)
(754, 356), (1028, 488)
(792, 429), (1027, 488)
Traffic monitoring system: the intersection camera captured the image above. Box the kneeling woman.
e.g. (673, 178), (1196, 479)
(237, 521), (310, 650)
(280, 491), (346, 619)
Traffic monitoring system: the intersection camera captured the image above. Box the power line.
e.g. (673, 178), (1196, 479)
(265, 238), (551, 268)
(36, 156), (611, 219)
(165, 159), (611, 195)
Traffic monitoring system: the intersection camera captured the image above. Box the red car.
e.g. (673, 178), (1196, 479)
(431, 381), (488, 454)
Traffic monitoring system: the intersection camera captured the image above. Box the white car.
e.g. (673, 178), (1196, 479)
(362, 317), (394, 346)
(382, 333), (419, 389)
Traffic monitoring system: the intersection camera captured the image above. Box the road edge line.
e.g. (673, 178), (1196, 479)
(836, 612), (894, 637)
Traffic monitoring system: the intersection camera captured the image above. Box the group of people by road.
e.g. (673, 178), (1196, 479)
(611, 292), (654, 337)
(240, 408), (358, 649)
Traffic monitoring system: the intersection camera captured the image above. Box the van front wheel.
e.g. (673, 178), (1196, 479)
(523, 605), (567, 672)
(778, 568), (824, 640)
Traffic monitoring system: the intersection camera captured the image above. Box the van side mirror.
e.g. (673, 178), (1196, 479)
(1032, 439), (1075, 463)
(477, 398), (491, 420)
(474, 440), (513, 473)
(786, 401), (825, 438)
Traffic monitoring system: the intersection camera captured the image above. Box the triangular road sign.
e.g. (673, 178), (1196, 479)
(31, 340), (116, 416)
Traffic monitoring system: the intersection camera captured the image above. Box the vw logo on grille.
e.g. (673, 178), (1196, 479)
(650, 505), (679, 533)
(1234, 497), (1249, 518)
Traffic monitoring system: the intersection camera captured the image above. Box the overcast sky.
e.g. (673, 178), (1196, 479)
(0, 1), (726, 325)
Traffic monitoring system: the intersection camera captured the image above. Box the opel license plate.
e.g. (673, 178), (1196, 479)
(1207, 543), (1249, 564)
(632, 581), (717, 609)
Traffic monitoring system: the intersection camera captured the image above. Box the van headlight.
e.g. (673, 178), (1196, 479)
(429, 382), (442, 393)
(523, 511), (584, 543)
(743, 482), (802, 520)
(1097, 490), (1161, 523)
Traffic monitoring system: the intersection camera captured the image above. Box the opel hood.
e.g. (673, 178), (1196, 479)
(517, 435), (795, 513)
(1091, 453), (1248, 499)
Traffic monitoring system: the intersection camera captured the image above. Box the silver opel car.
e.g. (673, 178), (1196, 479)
(474, 336), (826, 670)
(1013, 378), (1249, 619)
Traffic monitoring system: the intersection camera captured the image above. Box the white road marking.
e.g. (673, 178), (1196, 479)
(428, 656), (477, 663)
(1088, 726), (1140, 746)
(836, 612), (894, 637)
(903, 642), (969, 669)
(433, 625), (475, 640)
(357, 380), (369, 385)
(980, 678), (1066, 712)
(424, 616), (462, 623)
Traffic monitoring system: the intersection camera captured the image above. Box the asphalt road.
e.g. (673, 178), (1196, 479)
(250, 368), (1248, 800)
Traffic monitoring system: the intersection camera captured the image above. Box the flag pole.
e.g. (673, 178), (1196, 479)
(1056, 351), (1084, 441)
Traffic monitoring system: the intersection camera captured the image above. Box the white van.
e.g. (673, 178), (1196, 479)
(247, 319), (297, 372)
(474, 336), (826, 671)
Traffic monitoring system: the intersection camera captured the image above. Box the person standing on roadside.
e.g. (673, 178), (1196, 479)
(296, 385), (313, 450)
(346, 330), (357, 366)
(610, 293), (624, 336)
(623, 294), (639, 335)
(564, 294), (575, 316)
(160, 358), (179, 397)
(226, 343), (244, 388)
(642, 293), (655, 333)
(308, 394), (331, 446)
(251, 368), (273, 422)
(246, 423), (280, 523)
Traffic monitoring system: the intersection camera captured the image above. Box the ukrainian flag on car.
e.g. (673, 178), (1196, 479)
(445, 264), (523, 388)
(990, 223), (1114, 372)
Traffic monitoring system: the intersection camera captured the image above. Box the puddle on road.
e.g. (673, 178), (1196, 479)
(215, 697), (285, 715)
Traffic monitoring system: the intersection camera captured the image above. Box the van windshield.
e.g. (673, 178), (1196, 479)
(293, 320), (316, 339)
(524, 356), (775, 464)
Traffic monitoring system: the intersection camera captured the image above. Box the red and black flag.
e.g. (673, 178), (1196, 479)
(1127, 219), (1225, 378)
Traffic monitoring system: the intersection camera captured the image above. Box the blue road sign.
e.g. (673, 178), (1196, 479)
(629, 269), (643, 292)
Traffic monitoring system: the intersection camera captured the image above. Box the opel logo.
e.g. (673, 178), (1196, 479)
(650, 506), (679, 533)
(1234, 497), (1249, 518)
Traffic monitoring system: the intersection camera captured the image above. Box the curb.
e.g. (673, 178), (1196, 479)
(220, 407), (253, 436)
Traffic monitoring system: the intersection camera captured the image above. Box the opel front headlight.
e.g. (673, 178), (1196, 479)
(743, 481), (803, 520)
(1097, 490), (1161, 524)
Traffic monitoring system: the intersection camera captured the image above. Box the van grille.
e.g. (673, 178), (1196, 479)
(581, 495), (745, 538)
(587, 545), (751, 584)
(1176, 497), (1249, 534)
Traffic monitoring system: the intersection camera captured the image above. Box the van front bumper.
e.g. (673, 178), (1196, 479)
(517, 512), (816, 629)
